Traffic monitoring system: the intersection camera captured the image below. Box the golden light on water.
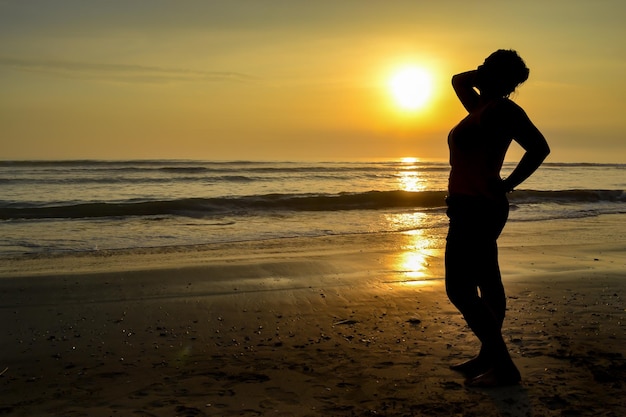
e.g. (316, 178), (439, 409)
(381, 160), (445, 288)
(398, 158), (426, 192)
(398, 170), (426, 192)
(385, 212), (428, 230)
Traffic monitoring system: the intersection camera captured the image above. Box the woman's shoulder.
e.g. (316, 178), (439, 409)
(484, 97), (527, 121)
(478, 98), (529, 136)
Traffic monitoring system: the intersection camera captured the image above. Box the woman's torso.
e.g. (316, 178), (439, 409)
(448, 99), (513, 199)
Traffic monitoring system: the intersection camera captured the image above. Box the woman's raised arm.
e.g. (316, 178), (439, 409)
(452, 70), (480, 112)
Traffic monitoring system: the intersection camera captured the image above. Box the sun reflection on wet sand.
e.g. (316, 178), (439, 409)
(400, 251), (429, 279)
(386, 228), (444, 287)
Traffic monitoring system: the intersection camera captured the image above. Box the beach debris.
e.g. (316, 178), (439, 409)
(175, 405), (203, 415)
(333, 319), (358, 326)
(407, 318), (422, 325)
(0, 367), (7, 376)
(441, 381), (463, 390)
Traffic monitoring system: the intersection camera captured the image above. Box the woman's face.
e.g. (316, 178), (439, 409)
(475, 58), (505, 95)
(475, 63), (492, 91)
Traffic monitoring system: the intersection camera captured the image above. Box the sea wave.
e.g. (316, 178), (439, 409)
(542, 162), (625, 168)
(0, 191), (445, 220)
(1, 189), (624, 220)
(0, 160), (451, 186)
(0, 175), (262, 185)
(511, 189), (626, 204)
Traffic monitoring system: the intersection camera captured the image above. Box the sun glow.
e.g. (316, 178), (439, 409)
(388, 66), (433, 111)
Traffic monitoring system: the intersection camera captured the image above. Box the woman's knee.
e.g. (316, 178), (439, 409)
(446, 281), (478, 311)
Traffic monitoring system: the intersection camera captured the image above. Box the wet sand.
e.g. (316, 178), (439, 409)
(1, 215), (625, 416)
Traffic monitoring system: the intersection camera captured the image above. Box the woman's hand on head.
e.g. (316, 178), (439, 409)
(452, 70), (480, 112)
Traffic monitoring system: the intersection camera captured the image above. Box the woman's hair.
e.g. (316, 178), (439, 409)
(479, 49), (529, 97)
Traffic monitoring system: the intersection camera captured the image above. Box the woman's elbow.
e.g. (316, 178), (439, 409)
(530, 132), (550, 159)
(451, 73), (464, 88)
(533, 142), (551, 161)
(540, 142), (551, 158)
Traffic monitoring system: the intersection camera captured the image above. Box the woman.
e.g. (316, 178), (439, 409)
(446, 50), (550, 387)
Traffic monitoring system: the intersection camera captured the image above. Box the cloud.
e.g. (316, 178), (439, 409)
(0, 57), (255, 84)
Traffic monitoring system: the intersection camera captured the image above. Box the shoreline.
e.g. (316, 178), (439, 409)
(1, 214), (625, 416)
(1, 212), (624, 277)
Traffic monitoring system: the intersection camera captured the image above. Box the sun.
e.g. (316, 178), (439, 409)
(388, 66), (433, 111)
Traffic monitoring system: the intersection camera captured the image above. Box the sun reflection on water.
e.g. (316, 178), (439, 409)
(398, 159), (426, 192)
(385, 211), (429, 230)
(384, 159), (444, 287)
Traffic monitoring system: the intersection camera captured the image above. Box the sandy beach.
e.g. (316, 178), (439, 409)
(1, 214), (625, 417)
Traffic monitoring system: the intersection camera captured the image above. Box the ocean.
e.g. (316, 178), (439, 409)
(0, 160), (624, 257)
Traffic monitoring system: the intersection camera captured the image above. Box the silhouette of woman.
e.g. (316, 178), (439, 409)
(446, 50), (550, 387)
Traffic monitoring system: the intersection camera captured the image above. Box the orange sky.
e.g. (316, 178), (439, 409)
(1, 1), (624, 162)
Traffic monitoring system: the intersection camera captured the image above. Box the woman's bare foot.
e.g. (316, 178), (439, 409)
(450, 356), (490, 378)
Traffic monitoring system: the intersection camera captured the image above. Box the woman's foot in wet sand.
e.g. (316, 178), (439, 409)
(449, 356), (490, 378)
(464, 367), (521, 388)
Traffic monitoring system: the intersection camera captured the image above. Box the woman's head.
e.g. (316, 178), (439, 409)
(476, 49), (529, 97)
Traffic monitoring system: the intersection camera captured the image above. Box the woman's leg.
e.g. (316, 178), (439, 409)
(478, 241), (506, 325)
(445, 235), (500, 375)
(445, 196), (519, 385)
(446, 237), (505, 349)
